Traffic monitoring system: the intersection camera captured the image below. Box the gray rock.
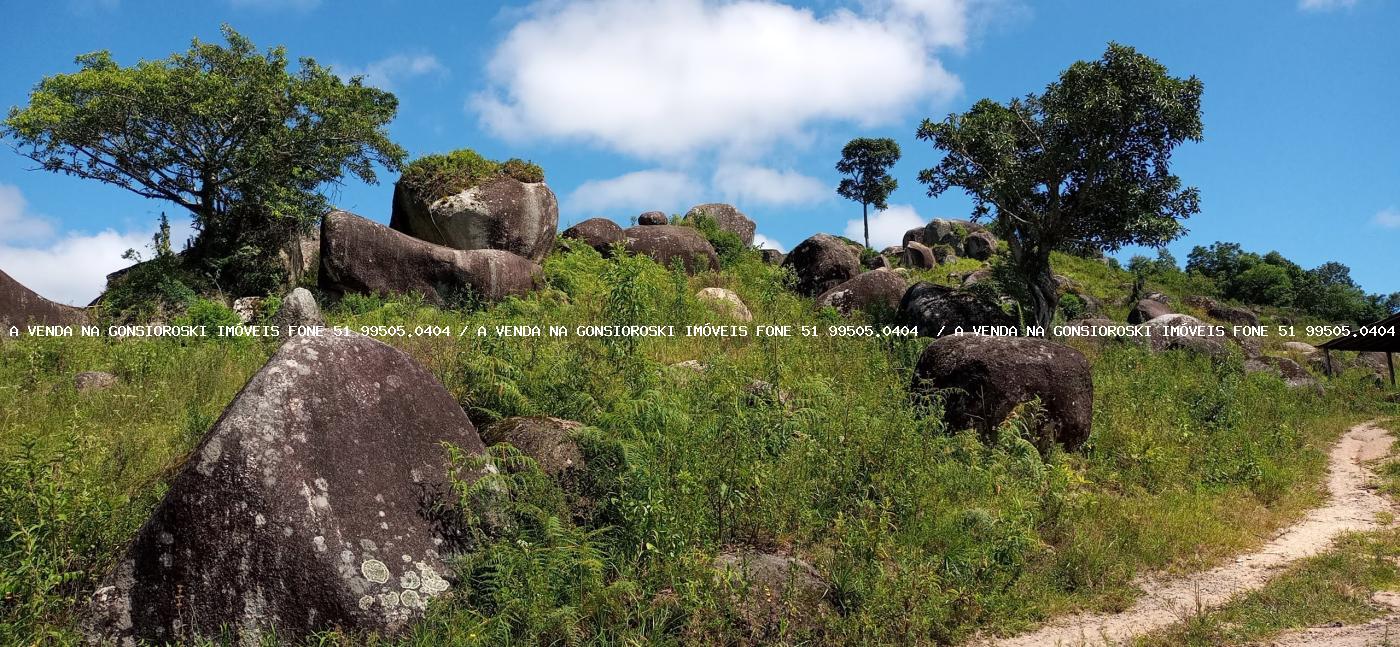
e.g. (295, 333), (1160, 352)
(683, 203), (755, 246)
(1127, 298), (1173, 324)
(1135, 313), (1230, 359)
(1208, 303), (1259, 327)
(911, 334), (1094, 450)
(482, 416), (585, 479)
(277, 228), (321, 289)
(74, 371), (117, 392)
(713, 551), (832, 640)
(962, 231), (997, 261)
(898, 282), (1017, 338)
(815, 268), (908, 316)
(961, 269), (994, 287)
(391, 176), (559, 262)
(1282, 341), (1319, 355)
(637, 211), (668, 226)
(622, 225), (720, 274)
(781, 234), (861, 297)
(1, 268), (89, 329)
(1245, 356), (1318, 388)
(83, 333), (483, 644)
(274, 287), (324, 335)
(902, 241), (936, 269)
(696, 287), (753, 322)
(759, 249), (785, 265)
(233, 296), (261, 324)
(561, 218), (625, 255)
(321, 210), (541, 306)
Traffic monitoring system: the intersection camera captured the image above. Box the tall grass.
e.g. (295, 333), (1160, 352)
(0, 244), (1392, 645)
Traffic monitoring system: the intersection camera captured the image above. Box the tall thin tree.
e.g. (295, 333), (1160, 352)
(836, 138), (900, 249)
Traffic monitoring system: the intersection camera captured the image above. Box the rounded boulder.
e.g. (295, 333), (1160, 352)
(391, 176), (558, 262)
(781, 233), (861, 297)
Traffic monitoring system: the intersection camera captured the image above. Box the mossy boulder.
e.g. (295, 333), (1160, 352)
(683, 203), (755, 247)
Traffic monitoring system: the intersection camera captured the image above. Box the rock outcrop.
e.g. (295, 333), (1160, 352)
(696, 287), (753, 322)
(1135, 313), (1230, 359)
(1127, 298), (1173, 324)
(622, 225), (720, 274)
(683, 203), (755, 246)
(759, 249), (785, 265)
(390, 176), (558, 262)
(561, 218), (625, 255)
(1, 269), (89, 328)
(320, 210), (540, 306)
(815, 268), (908, 316)
(902, 241), (936, 269)
(911, 335), (1094, 449)
(962, 231), (997, 261)
(482, 416), (586, 480)
(637, 211), (668, 226)
(781, 234), (860, 297)
(74, 371), (117, 392)
(898, 282), (1017, 337)
(83, 333), (483, 644)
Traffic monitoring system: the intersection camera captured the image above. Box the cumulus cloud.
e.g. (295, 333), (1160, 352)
(0, 183), (55, 242)
(472, 0), (963, 158)
(753, 233), (787, 252)
(1373, 207), (1400, 229)
(1298, 0), (1357, 10)
(843, 203), (924, 248)
(568, 169), (703, 215)
(338, 54), (446, 92)
(712, 165), (828, 207)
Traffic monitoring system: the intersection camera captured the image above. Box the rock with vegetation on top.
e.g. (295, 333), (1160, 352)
(902, 241), (936, 269)
(561, 218), (625, 255)
(898, 282), (1016, 337)
(911, 334), (1094, 450)
(962, 231), (997, 260)
(1, 268), (89, 329)
(74, 371), (118, 392)
(390, 153), (556, 262)
(622, 225), (720, 274)
(683, 203), (755, 247)
(274, 287), (324, 334)
(782, 234), (861, 297)
(1127, 297), (1173, 324)
(482, 416), (586, 480)
(713, 551), (833, 640)
(83, 333), (483, 645)
(637, 211), (668, 226)
(320, 210), (540, 306)
(816, 268), (908, 316)
(696, 287), (753, 322)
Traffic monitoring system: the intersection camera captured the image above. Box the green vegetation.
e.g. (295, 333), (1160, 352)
(678, 212), (749, 268)
(836, 137), (901, 250)
(918, 42), (1204, 331)
(1186, 242), (1397, 323)
(398, 149), (546, 203)
(1, 26), (405, 297)
(2, 243), (1394, 645)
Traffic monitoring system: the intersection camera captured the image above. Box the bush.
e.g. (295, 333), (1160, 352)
(399, 149), (547, 202)
(175, 298), (243, 334)
(682, 213), (748, 268)
(1233, 264), (1294, 306)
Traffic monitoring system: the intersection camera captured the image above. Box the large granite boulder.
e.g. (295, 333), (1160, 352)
(83, 333), (484, 644)
(815, 268), (908, 316)
(1245, 356), (1318, 388)
(637, 211), (668, 226)
(683, 203), (755, 247)
(1, 269), (89, 329)
(274, 287), (324, 335)
(902, 241), (936, 269)
(713, 551), (832, 641)
(759, 249), (785, 265)
(320, 210), (540, 306)
(1208, 302), (1259, 327)
(1127, 298), (1173, 324)
(622, 225), (720, 274)
(561, 218), (625, 255)
(962, 231), (997, 261)
(911, 335), (1094, 450)
(481, 416), (586, 480)
(390, 176), (558, 262)
(782, 234), (861, 297)
(898, 282), (1017, 337)
(696, 287), (753, 322)
(1135, 313), (1230, 359)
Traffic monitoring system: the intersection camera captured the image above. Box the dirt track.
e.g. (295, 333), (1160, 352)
(981, 420), (1394, 647)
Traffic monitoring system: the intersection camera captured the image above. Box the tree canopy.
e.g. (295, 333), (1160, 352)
(1187, 241), (1392, 323)
(836, 137), (900, 250)
(917, 43), (1203, 330)
(3, 25), (406, 295)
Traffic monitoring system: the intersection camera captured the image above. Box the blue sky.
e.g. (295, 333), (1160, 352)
(1, 0), (1395, 304)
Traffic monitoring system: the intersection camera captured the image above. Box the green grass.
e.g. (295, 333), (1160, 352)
(1, 245), (1395, 645)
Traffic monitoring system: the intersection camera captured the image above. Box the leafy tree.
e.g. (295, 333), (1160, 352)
(3, 25), (406, 295)
(1186, 242), (1250, 279)
(917, 43), (1203, 331)
(1233, 263), (1294, 306)
(836, 137), (900, 250)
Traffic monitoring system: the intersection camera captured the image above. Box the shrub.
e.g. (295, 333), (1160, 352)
(681, 213), (748, 267)
(399, 149), (547, 202)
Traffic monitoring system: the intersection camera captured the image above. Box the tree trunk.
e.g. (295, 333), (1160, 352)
(862, 202), (870, 250)
(1026, 269), (1058, 335)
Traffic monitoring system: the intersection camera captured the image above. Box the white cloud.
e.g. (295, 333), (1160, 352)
(0, 183), (55, 242)
(712, 165), (828, 207)
(3, 230), (157, 306)
(568, 169), (703, 214)
(1374, 207), (1400, 229)
(472, 0), (963, 158)
(338, 54), (446, 92)
(843, 203), (924, 249)
(753, 233), (787, 252)
(1298, 0), (1357, 11)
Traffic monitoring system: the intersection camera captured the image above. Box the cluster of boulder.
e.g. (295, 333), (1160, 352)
(560, 203), (757, 275)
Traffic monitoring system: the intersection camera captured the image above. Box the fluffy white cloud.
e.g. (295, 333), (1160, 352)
(712, 165), (828, 207)
(843, 203), (923, 248)
(0, 183), (55, 242)
(338, 54), (445, 92)
(568, 169), (703, 214)
(1373, 207), (1400, 229)
(473, 0), (963, 158)
(1298, 0), (1357, 10)
(753, 233), (787, 252)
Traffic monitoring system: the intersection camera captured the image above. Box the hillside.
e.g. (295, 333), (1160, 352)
(3, 223), (1396, 645)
